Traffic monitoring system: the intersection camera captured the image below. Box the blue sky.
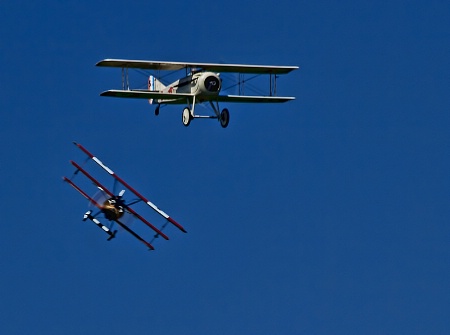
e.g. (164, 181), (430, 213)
(1, 0), (449, 334)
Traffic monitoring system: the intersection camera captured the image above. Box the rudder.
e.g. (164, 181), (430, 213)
(148, 75), (166, 105)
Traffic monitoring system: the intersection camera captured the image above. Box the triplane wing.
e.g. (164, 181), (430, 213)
(63, 142), (186, 250)
(97, 58), (298, 128)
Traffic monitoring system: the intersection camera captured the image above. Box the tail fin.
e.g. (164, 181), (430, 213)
(148, 75), (166, 105)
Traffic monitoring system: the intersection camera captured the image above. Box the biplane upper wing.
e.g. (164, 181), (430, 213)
(96, 59), (298, 75)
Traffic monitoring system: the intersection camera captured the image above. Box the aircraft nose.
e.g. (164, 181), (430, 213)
(204, 75), (221, 92)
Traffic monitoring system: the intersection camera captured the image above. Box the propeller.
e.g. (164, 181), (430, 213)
(88, 187), (134, 229)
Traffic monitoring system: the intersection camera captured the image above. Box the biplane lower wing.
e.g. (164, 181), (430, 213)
(216, 95), (295, 103)
(100, 89), (192, 103)
(101, 90), (294, 104)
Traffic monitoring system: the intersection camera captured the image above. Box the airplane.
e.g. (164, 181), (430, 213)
(63, 142), (186, 250)
(96, 59), (298, 128)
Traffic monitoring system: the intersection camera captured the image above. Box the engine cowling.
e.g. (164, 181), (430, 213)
(196, 72), (221, 95)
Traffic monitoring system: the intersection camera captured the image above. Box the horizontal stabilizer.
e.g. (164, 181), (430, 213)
(100, 90), (294, 104)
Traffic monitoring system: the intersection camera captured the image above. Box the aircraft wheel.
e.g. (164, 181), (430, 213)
(220, 108), (230, 128)
(182, 107), (192, 127)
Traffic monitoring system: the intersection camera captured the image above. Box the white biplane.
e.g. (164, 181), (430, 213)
(96, 59), (298, 128)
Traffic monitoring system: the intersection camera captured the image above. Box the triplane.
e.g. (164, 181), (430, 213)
(63, 142), (186, 250)
(97, 59), (298, 128)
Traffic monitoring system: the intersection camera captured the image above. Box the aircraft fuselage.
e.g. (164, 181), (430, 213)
(164, 71), (221, 97)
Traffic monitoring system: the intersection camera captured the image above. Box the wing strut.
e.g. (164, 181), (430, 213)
(73, 142), (187, 233)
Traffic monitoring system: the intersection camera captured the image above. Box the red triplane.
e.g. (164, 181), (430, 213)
(63, 142), (186, 250)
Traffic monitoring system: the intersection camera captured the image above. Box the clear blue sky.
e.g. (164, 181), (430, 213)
(1, 1), (449, 334)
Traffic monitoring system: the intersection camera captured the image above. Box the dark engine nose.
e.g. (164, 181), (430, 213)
(204, 75), (221, 93)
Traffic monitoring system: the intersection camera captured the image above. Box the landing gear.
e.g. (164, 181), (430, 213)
(220, 108), (230, 128)
(181, 98), (230, 128)
(182, 107), (192, 127)
(154, 104), (160, 116)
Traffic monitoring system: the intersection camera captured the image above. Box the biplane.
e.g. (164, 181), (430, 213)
(63, 142), (186, 250)
(96, 59), (298, 128)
